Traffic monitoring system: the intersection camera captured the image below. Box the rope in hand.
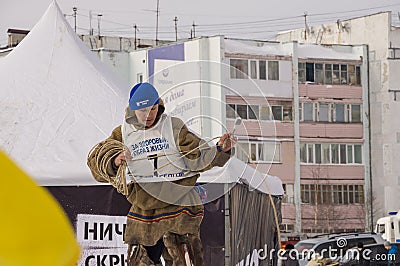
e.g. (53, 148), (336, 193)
(133, 136), (221, 179)
(87, 139), (128, 196)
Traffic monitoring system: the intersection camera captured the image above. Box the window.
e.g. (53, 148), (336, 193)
(299, 62), (361, 85)
(356, 66), (361, 85)
(340, 65), (348, 84)
(260, 106), (271, 120)
(306, 63), (315, 82)
(283, 106), (293, 121)
(377, 224), (385, 234)
(298, 62), (306, 82)
(300, 143), (307, 163)
(340, 144), (347, 164)
(355, 185), (364, 204)
(259, 60), (266, 80)
(333, 185), (343, 204)
(318, 103), (329, 122)
(347, 145), (353, 164)
(351, 104), (361, 122)
(259, 142), (281, 162)
(250, 60), (257, 79)
(137, 73), (143, 83)
(226, 104), (236, 119)
(354, 145), (362, 164)
(236, 105), (247, 119)
(346, 104), (362, 123)
(230, 59), (248, 79)
(325, 64), (332, 84)
(331, 144), (339, 164)
(348, 65), (356, 85)
(315, 63), (324, 83)
(389, 48), (400, 59)
(236, 142), (249, 162)
(332, 64), (340, 84)
(301, 102), (361, 123)
(250, 143), (256, 161)
(301, 143), (362, 165)
(322, 185), (333, 204)
(301, 184), (364, 205)
(226, 103), (292, 121)
(303, 103), (314, 121)
(322, 143), (331, 164)
(335, 104), (345, 122)
(280, 223), (295, 232)
(315, 144), (321, 164)
(348, 185), (354, 204)
(272, 106), (283, 121)
(268, 61), (279, 80)
(248, 105), (259, 120)
(301, 143), (323, 164)
(307, 144), (314, 163)
(236, 141), (281, 162)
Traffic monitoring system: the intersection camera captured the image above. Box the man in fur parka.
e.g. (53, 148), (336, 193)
(88, 83), (234, 265)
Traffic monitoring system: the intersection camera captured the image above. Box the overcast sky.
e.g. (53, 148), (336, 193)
(1, 0), (400, 46)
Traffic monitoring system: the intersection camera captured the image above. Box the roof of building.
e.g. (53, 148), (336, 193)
(7, 28), (30, 35)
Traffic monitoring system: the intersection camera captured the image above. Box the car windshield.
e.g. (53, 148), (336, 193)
(294, 242), (316, 252)
(377, 224), (385, 234)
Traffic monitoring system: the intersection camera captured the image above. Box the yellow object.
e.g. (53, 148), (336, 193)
(0, 150), (80, 266)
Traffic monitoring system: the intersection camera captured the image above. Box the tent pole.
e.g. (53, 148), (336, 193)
(224, 183), (231, 266)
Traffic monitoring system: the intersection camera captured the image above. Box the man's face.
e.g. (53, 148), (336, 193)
(134, 104), (159, 127)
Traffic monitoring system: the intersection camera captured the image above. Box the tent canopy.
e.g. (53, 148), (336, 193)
(0, 1), (128, 186)
(198, 157), (284, 195)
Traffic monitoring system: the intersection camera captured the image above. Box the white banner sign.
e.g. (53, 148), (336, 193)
(78, 247), (128, 266)
(76, 214), (127, 248)
(154, 59), (202, 135)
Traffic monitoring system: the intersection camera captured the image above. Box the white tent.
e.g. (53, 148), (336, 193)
(0, 1), (128, 186)
(199, 157), (284, 196)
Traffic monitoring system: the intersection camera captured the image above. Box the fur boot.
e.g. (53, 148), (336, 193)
(127, 245), (156, 266)
(163, 232), (204, 266)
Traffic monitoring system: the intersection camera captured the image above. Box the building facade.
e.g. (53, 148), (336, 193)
(276, 11), (400, 228)
(222, 39), (369, 235)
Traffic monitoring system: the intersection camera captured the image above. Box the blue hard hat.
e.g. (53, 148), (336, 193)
(129, 82), (160, 110)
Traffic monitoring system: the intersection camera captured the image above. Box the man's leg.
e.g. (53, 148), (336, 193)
(187, 233), (204, 266)
(127, 245), (155, 266)
(144, 238), (165, 264)
(163, 232), (187, 266)
(163, 232), (204, 266)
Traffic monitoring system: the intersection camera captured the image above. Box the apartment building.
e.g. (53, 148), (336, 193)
(223, 39), (368, 235)
(276, 11), (400, 227)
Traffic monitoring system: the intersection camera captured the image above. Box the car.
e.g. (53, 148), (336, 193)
(293, 232), (385, 266)
(339, 242), (400, 265)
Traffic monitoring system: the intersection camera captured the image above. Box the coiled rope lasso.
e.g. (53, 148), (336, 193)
(87, 139), (128, 196)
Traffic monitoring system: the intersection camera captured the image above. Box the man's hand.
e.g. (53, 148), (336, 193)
(218, 133), (236, 152)
(114, 150), (131, 167)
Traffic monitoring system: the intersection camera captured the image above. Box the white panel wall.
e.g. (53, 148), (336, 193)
(98, 50), (130, 85)
(129, 50), (148, 86)
(389, 28), (400, 46)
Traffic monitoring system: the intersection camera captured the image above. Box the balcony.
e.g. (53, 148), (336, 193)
(299, 83), (362, 99)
